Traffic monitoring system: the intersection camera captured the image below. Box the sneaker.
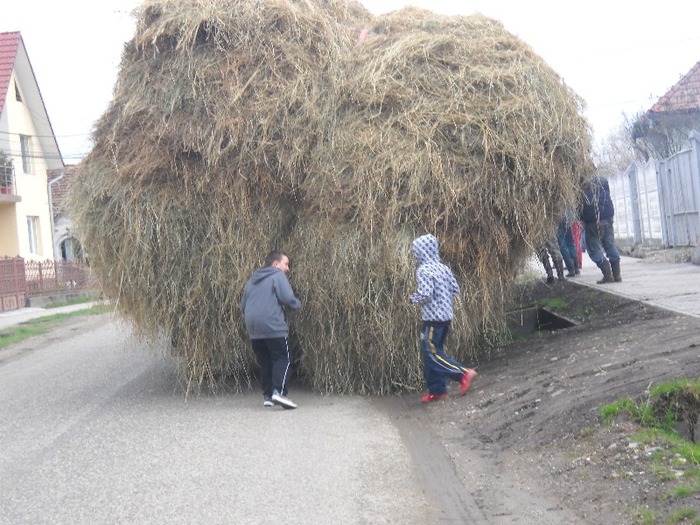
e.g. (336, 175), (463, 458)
(271, 390), (297, 409)
(421, 393), (448, 403)
(460, 369), (477, 396)
(263, 395), (274, 407)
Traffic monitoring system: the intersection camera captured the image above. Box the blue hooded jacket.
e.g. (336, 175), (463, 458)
(241, 266), (301, 339)
(409, 234), (460, 322)
(580, 177), (614, 224)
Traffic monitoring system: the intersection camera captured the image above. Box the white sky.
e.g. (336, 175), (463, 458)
(2, 0), (699, 163)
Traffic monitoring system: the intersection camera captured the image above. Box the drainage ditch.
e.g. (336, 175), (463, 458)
(506, 306), (577, 337)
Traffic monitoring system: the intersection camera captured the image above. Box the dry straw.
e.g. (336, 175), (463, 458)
(70, 0), (592, 395)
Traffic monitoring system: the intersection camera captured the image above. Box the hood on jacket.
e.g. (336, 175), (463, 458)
(250, 266), (280, 284)
(412, 234), (440, 264)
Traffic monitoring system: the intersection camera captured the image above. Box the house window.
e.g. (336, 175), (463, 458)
(27, 216), (40, 255)
(15, 80), (22, 102)
(20, 135), (31, 174)
(0, 162), (13, 193)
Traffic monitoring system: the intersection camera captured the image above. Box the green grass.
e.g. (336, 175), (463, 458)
(665, 480), (700, 500)
(602, 379), (700, 524)
(601, 397), (637, 421)
(665, 508), (696, 524)
(0, 304), (113, 350)
(44, 295), (101, 309)
(536, 297), (568, 310)
(635, 508), (656, 525)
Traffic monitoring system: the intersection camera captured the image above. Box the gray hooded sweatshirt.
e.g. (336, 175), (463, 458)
(241, 267), (301, 339)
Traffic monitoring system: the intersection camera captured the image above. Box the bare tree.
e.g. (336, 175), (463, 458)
(594, 115), (638, 179)
(632, 109), (700, 160)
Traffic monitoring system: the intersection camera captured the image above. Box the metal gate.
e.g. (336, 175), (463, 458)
(0, 257), (27, 312)
(657, 130), (700, 246)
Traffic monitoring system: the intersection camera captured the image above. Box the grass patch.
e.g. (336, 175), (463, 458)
(601, 397), (643, 422)
(602, 380), (700, 524)
(601, 379), (700, 441)
(634, 508), (656, 525)
(44, 295), (101, 309)
(537, 297), (567, 310)
(665, 507), (696, 523)
(665, 480), (700, 500)
(0, 304), (113, 350)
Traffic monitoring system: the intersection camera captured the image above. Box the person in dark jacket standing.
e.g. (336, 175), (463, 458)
(409, 234), (476, 403)
(579, 176), (622, 283)
(241, 250), (301, 409)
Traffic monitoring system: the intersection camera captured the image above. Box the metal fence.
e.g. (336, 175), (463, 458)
(609, 159), (664, 246)
(610, 130), (700, 247)
(657, 131), (700, 246)
(0, 257), (95, 312)
(0, 257), (26, 312)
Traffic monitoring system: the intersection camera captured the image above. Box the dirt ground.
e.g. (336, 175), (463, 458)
(405, 279), (700, 524)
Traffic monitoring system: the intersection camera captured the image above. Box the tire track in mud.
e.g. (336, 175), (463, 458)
(373, 396), (489, 524)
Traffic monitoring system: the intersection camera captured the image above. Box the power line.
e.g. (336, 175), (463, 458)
(0, 130), (91, 139)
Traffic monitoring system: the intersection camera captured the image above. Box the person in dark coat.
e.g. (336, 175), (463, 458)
(579, 176), (621, 283)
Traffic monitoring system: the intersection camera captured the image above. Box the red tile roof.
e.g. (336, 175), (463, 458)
(0, 32), (21, 118)
(650, 60), (700, 113)
(47, 165), (77, 215)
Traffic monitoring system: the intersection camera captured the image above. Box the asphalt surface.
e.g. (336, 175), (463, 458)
(0, 319), (430, 524)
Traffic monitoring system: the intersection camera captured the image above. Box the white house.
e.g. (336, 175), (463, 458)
(0, 31), (64, 260)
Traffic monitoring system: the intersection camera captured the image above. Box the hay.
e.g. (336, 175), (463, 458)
(71, 0), (592, 395)
(295, 8), (592, 391)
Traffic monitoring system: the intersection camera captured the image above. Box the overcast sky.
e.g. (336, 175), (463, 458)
(2, 0), (699, 163)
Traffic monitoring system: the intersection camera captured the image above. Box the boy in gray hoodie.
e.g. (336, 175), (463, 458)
(241, 251), (301, 409)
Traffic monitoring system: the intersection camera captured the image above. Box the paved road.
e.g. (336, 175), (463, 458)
(0, 318), (436, 525)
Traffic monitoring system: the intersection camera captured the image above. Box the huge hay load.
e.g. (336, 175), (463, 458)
(294, 8), (592, 392)
(71, 0), (592, 394)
